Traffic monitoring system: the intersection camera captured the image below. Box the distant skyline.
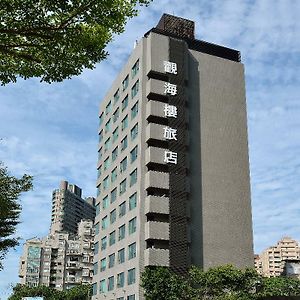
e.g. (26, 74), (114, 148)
(0, 0), (299, 298)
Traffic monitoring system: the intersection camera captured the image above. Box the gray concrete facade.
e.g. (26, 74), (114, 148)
(93, 14), (253, 300)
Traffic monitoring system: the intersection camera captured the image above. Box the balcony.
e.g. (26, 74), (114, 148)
(145, 171), (169, 190)
(145, 195), (169, 215)
(144, 248), (169, 267)
(145, 221), (169, 241)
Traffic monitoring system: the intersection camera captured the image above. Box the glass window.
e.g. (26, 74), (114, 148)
(119, 201), (126, 218)
(94, 262), (98, 276)
(101, 236), (107, 250)
(129, 192), (137, 210)
(114, 89), (120, 104)
(121, 136), (128, 151)
(99, 113), (104, 126)
(99, 130), (103, 143)
(118, 224), (126, 241)
(128, 268), (136, 285)
(113, 107), (119, 123)
(102, 195), (109, 210)
(109, 231), (116, 246)
(100, 279), (106, 293)
(111, 188), (117, 203)
(111, 167), (117, 183)
(117, 272), (125, 288)
(104, 157), (110, 170)
(96, 203), (100, 216)
(120, 179), (126, 195)
(105, 119), (111, 133)
(97, 184), (101, 197)
(128, 242), (136, 260)
(92, 282), (97, 296)
(130, 146), (138, 163)
(131, 80), (139, 98)
(127, 295), (135, 300)
(103, 176), (109, 190)
(113, 127), (119, 142)
(94, 242), (99, 255)
(122, 75), (129, 91)
(97, 165), (102, 179)
(101, 216), (108, 230)
(98, 147), (102, 161)
(108, 276), (114, 291)
(110, 209), (116, 225)
(131, 101), (138, 120)
(112, 146), (118, 162)
(122, 95), (128, 111)
(120, 157), (127, 173)
(100, 258), (106, 272)
(104, 137), (111, 152)
(129, 217), (137, 235)
(121, 115), (128, 131)
(95, 222), (100, 235)
(130, 123), (138, 141)
(118, 248), (125, 264)
(109, 253), (115, 268)
(130, 169), (137, 187)
(105, 101), (112, 115)
(132, 59), (139, 78)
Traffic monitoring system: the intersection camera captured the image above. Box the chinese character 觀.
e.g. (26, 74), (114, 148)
(164, 151), (178, 164)
(164, 104), (177, 118)
(163, 61), (177, 74)
(163, 126), (177, 140)
(164, 82), (177, 96)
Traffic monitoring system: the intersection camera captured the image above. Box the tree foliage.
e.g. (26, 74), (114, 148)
(0, 163), (33, 270)
(0, 0), (151, 84)
(141, 265), (300, 300)
(8, 284), (92, 300)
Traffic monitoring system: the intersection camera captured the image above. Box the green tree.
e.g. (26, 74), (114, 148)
(141, 266), (188, 300)
(0, 0), (151, 85)
(0, 163), (33, 270)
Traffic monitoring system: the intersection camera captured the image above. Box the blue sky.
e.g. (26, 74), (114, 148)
(0, 0), (299, 298)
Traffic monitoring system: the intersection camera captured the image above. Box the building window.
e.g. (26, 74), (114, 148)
(97, 165), (102, 179)
(110, 209), (116, 224)
(130, 169), (137, 187)
(122, 75), (129, 91)
(112, 146), (118, 162)
(121, 115), (128, 130)
(120, 179), (126, 195)
(96, 203), (100, 216)
(101, 236), (107, 250)
(119, 201), (126, 218)
(99, 279), (106, 293)
(129, 217), (137, 235)
(102, 195), (109, 210)
(113, 127), (119, 142)
(121, 136), (128, 151)
(114, 89), (120, 104)
(97, 184), (101, 196)
(100, 258), (106, 272)
(120, 157), (127, 173)
(111, 188), (117, 203)
(111, 167), (117, 183)
(122, 95), (128, 111)
(101, 216), (108, 230)
(103, 176), (109, 190)
(118, 248), (125, 264)
(130, 123), (138, 141)
(132, 59), (139, 78)
(99, 113), (104, 126)
(98, 147), (102, 161)
(104, 137), (111, 152)
(118, 224), (126, 241)
(109, 253), (115, 268)
(128, 242), (136, 260)
(109, 230), (116, 246)
(94, 242), (99, 255)
(113, 107), (119, 123)
(105, 119), (111, 133)
(127, 295), (135, 300)
(99, 130), (103, 143)
(108, 276), (114, 291)
(93, 262), (98, 276)
(104, 157), (110, 170)
(131, 101), (138, 120)
(95, 222), (100, 235)
(129, 192), (137, 210)
(130, 146), (138, 163)
(105, 101), (112, 115)
(131, 80), (139, 98)
(92, 282), (97, 296)
(128, 268), (136, 285)
(117, 272), (125, 288)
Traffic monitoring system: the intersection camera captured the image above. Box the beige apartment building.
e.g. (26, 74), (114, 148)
(19, 219), (94, 289)
(93, 14), (253, 300)
(255, 237), (300, 277)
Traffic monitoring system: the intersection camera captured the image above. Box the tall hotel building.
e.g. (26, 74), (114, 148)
(93, 14), (253, 300)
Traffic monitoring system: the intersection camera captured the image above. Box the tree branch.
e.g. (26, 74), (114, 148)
(0, 46), (41, 63)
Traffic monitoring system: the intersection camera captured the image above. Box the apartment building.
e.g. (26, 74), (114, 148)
(93, 14), (253, 300)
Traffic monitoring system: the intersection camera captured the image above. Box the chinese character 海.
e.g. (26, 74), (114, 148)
(163, 61), (177, 74)
(164, 82), (177, 96)
(164, 104), (177, 118)
(164, 150), (178, 164)
(163, 126), (177, 140)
